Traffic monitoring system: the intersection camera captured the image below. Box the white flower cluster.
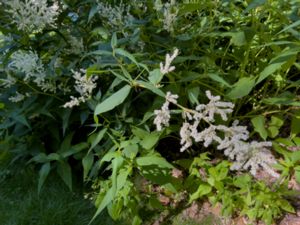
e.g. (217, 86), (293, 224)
(8, 91), (25, 102)
(66, 36), (84, 55)
(178, 90), (234, 152)
(154, 0), (178, 33)
(63, 70), (98, 108)
(6, 0), (60, 32)
(97, 1), (134, 30)
(9, 51), (45, 82)
(154, 90), (278, 177)
(160, 48), (179, 75)
(9, 50), (56, 93)
(154, 92), (178, 131)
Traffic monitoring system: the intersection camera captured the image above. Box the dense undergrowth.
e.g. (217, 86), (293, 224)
(0, 160), (122, 225)
(1, 0), (300, 224)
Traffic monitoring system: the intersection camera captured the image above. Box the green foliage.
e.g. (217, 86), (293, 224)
(187, 154), (295, 225)
(1, 0), (300, 224)
(0, 163), (122, 225)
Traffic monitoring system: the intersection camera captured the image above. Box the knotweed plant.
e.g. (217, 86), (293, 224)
(97, 1), (134, 31)
(154, 0), (179, 33)
(5, 0), (60, 32)
(63, 70), (98, 108)
(8, 50), (56, 94)
(154, 49), (279, 178)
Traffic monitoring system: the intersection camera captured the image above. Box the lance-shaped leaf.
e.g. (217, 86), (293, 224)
(94, 85), (131, 115)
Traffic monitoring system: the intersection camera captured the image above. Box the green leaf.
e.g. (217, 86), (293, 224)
(62, 109), (71, 136)
(108, 199), (123, 220)
(291, 151), (300, 163)
(0, 102), (5, 109)
(82, 153), (94, 179)
(135, 80), (165, 98)
(190, 183), (212, 202)
(91, 27), (109, 39)
(111, 33), (117, 49)
(179, 3), (202, 14)
(148, 69), (163, 86)
(131, 126), (149, 139)
(291, 111), (300, 137)
(132, 215), (142, 225)
(110, 70), (131, 82)
(57, 161), (72, 191)
(251, 115), (268, 140)
(263, 92), (300, 106)
(12, 114), (30, 128)
(47, 153), (61, 161)
(30, 153), (49, 163)
(38, 162), (51, 194)
(229, 31), (247, 46)
(59, 133), (74, 154)
(61, 143), (89, 158)
(115, 48), (139, 66)
(123, 143), (139, 159)
(207, 73), (232, 87)
(111, 156), (124, 191)
(293, 137), (300, 146)
(100, 152), (119, 167)
(94, 85), (131, 115)
(279, 199), (295, 213)
(187, 86), (200, 105)
(294, 168), (300, 184)
(136, 155), (174, 169)
(256, 48), (299, 84)
(277, 20), (300, 35)
(244, 0), (267, 13)
(88, 128), (107, 152)
(226, 76), (256, 99)
(88, 4), (99, 23)
(257, 63), (283, 84)
(91, 188), (115, 224)
(140, 132), (160, 150)
(233, 175), (252, 188)
(267, 116), (284, 138)
(116, 168), (130, 191)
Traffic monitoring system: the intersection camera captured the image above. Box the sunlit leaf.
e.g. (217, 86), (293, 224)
(94, 85), (131, 115)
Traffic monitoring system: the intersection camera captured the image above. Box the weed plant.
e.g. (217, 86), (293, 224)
(0, 1), (300, 225)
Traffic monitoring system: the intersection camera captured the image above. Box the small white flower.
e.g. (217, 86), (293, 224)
(73, 70), (98, 98)
(63, 96), (83, 108)
(242, 144), (279, 178)
(63, 70), (98, 108)
(154, 0), (163, 11)
(8, 50), (56, 92)
(66, 36), (84, 55)
(158, 0), (178, 33)
(9, 50), (45, 82)
(165, 91), (178, 104)
(160, 48), (179, 75)
(195, 90), (234, 122)
(153, 92), (178, 131)
(153, 86), (278, 177)
(180, 122), (193, 152)
(8, 91), (25, 102)
(191, 125), (222, 147)
(97, 1), (134, 30)
(6, 0), (60, 32)
(154, 107), (171, 131)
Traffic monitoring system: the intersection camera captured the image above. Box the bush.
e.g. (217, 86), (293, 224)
(0, 0), (300, 224)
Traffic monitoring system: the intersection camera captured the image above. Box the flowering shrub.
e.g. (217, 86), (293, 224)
(0, 1), (300, 225)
